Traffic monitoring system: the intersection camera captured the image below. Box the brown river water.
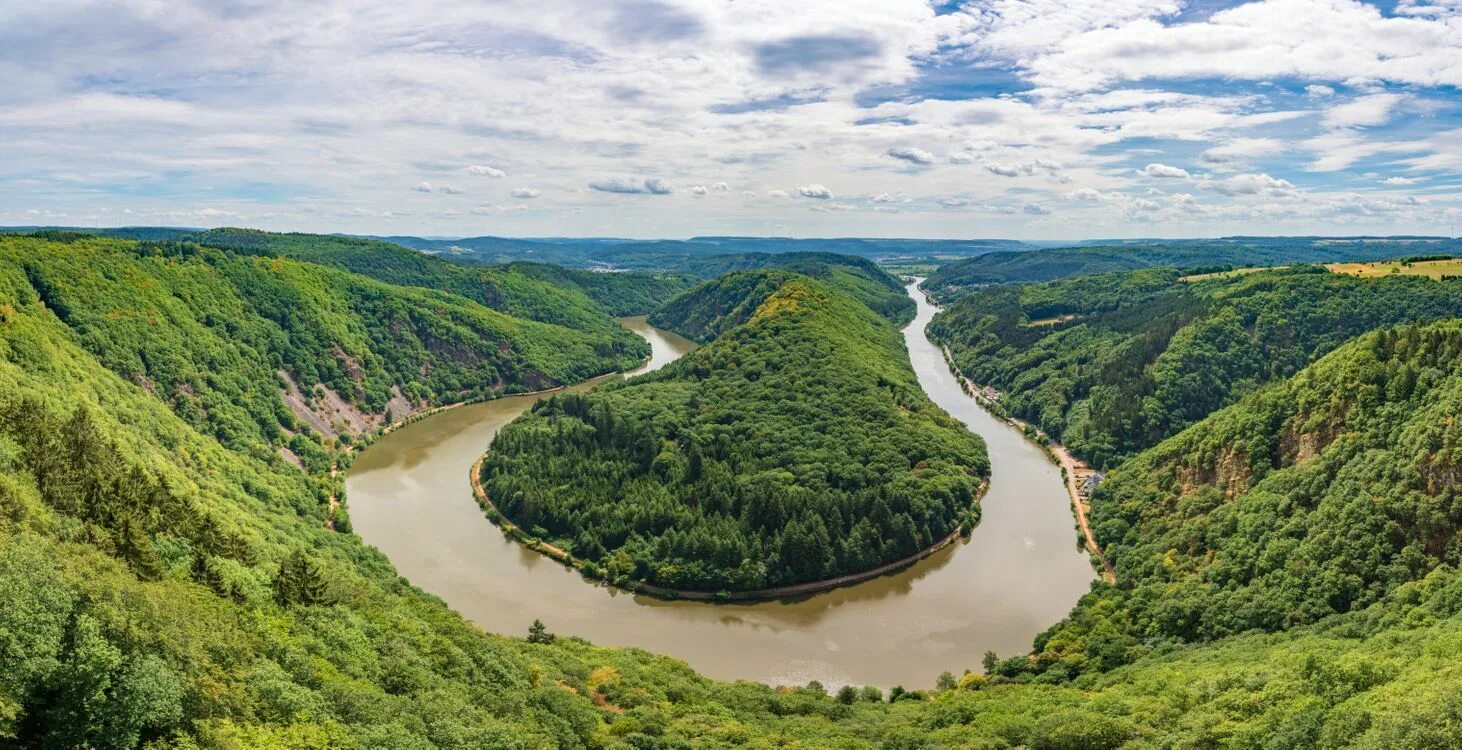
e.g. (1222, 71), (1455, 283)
(346, 287), (1094, 688)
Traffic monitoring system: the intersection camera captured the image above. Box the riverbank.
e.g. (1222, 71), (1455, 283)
(469, 451), (989, 602)
(937, 344), (1116, 584)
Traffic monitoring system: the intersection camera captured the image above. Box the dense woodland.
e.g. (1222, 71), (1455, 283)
(0, 229), (1458, 747)
(921, 237), (1460, 297)
(930, 267), (1462, 468)
(3, 234), (646, 449)
(647, 252), (912, 343)
(483, 272), (987, 592)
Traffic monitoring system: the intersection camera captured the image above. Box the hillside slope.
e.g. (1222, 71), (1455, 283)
(483, 275), (987, 592)
(650, 254), (913, 342)
(193, 228), (683, 323)
(1006, 320), (1461, 686)
(3, 235), (646, 469)
(922, 238), (1456, 297)
(930, 267), (1462, 467)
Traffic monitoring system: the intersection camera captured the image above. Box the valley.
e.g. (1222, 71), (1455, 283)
(346, 284), (1093, 688)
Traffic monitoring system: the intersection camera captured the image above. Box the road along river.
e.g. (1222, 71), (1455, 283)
(347, 292), (1094, 688)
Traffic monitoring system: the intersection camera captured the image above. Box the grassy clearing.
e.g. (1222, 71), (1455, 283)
(1179, 265), (1288, 282)
(1327, 258), (1462, 280)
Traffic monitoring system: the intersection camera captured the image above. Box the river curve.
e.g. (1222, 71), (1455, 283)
(346, 290), (1094, 688)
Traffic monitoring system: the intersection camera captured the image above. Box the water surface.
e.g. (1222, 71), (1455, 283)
(348, 293), (1093, 688)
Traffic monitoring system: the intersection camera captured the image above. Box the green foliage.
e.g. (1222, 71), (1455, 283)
(930, 267), (1462, 467)
(1009, 321), (1462, 680)
(1, 231), (1459, 748)
(484, 274), (987, 591)
(651, 255), (913, 341)
(2, 235), (645, 456)
(193, 227), (676, 331)
(921, 237), (1455, 298)
(502, 262), (695, 316)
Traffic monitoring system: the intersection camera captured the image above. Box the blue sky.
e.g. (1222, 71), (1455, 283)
(0, 0), (1458, 239)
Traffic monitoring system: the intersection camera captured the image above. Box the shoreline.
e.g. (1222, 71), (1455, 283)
(937, 344), (1117, 584)
(469, 450), (989, 603)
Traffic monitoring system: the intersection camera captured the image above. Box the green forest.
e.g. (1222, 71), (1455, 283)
(0, 230), (1458, 748)
(920, 238), (1457, 298)
(929, 267), (1462, 468)
(481, 272), (987, 592)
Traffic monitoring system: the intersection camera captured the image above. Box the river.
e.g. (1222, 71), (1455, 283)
(346, 288), (1094, 688)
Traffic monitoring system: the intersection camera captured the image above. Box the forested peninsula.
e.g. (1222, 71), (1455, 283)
(480, 271), (988, 594)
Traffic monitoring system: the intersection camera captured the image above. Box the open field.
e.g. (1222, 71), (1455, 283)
(1327, 258), (1462, 280)
(1180, 265), (1288, 281)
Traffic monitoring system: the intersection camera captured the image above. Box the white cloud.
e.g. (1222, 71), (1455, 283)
(1144, 163), (1190, 179)
(510, 187), (541, 198)
(1197, 172), (1296, 196)
(1321, 94), (1406, 129)
(467, 165), (506, 178)
(588, 177), (673, 195)
(1305, 84), (1336, 98)
(1022, 202), (1050, 215)
(938, 196), (974, 208)
(870, 192), (897, 203)
(1381, 176), (1418, 185)
(413, 181), (434, 193)
(886, 146), (935, 165)
(798, 184), (834, 199)
(985, 162), (1027, 177)
(712, 182), (730, 191)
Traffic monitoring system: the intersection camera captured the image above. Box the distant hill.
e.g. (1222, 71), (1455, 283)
(651, 254), (913, 341)
(362, 234), (1033, 269)
(924, 236), (1462, 298)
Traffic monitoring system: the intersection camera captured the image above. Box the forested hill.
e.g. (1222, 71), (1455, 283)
(0, 228), (1458, 746)
(1005, 320), (1462, 688)
(2, 234), (646, 470)
(650, 255), (913, 342)
(482, 274), (988, 592)
(193, 227), (687, 321)
(921, 238), (1457, 298)
(929, 267), (1462, 468)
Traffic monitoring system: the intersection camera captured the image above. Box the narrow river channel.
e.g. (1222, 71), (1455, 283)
(347, 287), (1094, 688)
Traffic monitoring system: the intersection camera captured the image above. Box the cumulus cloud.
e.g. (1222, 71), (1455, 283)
(1023, 202), (1051, 215)
(510, 187), (540, 198)
(1198, 172), (1297, 196)
(766, 189), (790, 198)
(886, 147), (935, 165)
(985, 163), (1026, 177)
(938, 196), (974, 208)
(711, 182), (730, 191)
(691, 185), (708, 195)
(1381, 176), (1419, 185)
(589, 177), (673, 195)
(413, 181), (434, 193)
(467, 165), (506, 178)
(1144, 163), (1190, 179)
(870, 192), (897, 203)
(797, 184), (833, 199)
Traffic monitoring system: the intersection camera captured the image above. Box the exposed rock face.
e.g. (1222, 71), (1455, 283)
(276, 369), (425, 439)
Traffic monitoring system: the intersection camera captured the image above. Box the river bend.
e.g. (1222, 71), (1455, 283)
(347, 289), (1093, 687)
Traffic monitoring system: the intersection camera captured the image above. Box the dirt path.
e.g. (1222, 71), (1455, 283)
(1046, 441), (1116, 583)
(940, 346), (1116, 584)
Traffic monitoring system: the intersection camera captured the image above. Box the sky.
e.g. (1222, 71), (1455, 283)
(1, 0), (1459, 240)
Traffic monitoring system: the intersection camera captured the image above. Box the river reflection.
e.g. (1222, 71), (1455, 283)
(347, 291), (1094, 688)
